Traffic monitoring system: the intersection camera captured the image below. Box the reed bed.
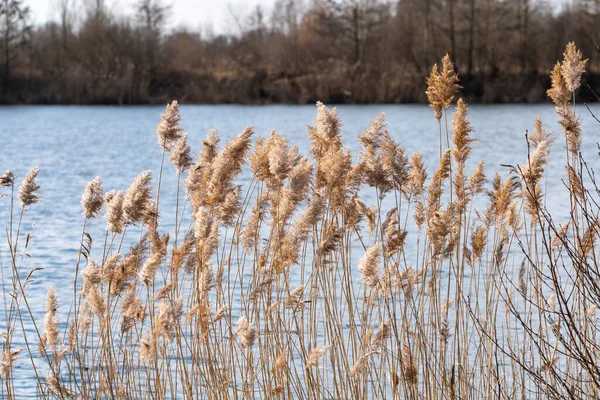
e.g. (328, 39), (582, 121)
(0, 42), (598, 399)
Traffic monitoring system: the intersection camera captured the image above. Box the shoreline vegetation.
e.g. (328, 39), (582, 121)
(2, 0), (600, 105)
(1, 41), (600, 399)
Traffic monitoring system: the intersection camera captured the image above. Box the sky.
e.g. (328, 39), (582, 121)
(25, 0), (569, 35)
(26, 0), (279, 34)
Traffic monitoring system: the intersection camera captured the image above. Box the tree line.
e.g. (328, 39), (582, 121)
(1, 0), (599, 105)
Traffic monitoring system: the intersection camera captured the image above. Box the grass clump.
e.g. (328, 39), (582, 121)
(0, 42), (599, 400)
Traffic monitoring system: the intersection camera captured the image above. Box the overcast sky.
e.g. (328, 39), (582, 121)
(26, 0), (279, 34)
(26, 0), (569, 35)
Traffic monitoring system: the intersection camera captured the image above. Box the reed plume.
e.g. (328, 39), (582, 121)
(0, 348), (22, 379)
(426, 54), (460, 121)
(309, 102), (348, 194)
(372, 319), (391, 348)
(274, 349), (288, 372)
(401, 342), (418, 385)
(170, 133), (193, 175)
(43, 287), (60, 348)
(426, 150), (451, 216)
(350, 350), (378, 377)
(561, 42), (587, 93)
(19, 166), (41, 208)
(311, 101), (341, 146)
(139, 252), (162, 286)
(235, 316), (258, 348)
(426, 65), (443, 121)
(558, 107), (582, 154)
(0, 170), (14, 186)
(139, 333), (155, 361)
(46, 375), (70, 396)
(87, 284), (106, 318)
(123, 171), (153, 224)
(185, 129), (220, 210)
(104, 190), (125, 233)
(468, 160), (486, 198)
(81, 176), (104, 219)
(206, 127), (253, 207)
(218, 185), (242, 227)
(406, 153), (427, 198)
(451, 99), (475, 167)
(452, 98), (476, 212)
(547, 62), (569, 108)
(157, 100), (184, 151)
(306, 345), (330, 368)
(529, 116), (554, 147)
(359, 243), (382, 288)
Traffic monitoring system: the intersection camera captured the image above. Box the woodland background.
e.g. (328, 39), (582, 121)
(2, 0), (600, 104)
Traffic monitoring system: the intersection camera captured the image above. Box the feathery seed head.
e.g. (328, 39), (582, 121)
(314, 101), (341, 141)
(561, 42), (587, 93)
(207, 127), (253, 207)
(547, 62), (569, 107)
(268, 135), (293, 183)
(426, 64), (443, 121)
(81, 260), (102, 295)
(359, 243), (382, 288)
(401, 342), (418, 385)
(468, 160), (486, 197)
(104, 190), (125, 233)
(308, 102), (342, 162)
(44, 287), (60, 348)
(185, 129), (220, 210)
(452, 99), (476, 167)
(529, 117), (554, 148)
(140, 333), (155, 361)
(200, 129), (220, 164)
(235, 316), (258, 348)
(373, 319), (391, 348)
(218, 185), (242, 227)
(558, 108), (582, 155)
(170, 133), (193, 175)
(139, 252), (162, 286)
(350, 351), (378, 378)
(406, 153), (427, 198)
(439, 54), (461, 108)
(81, 176), (104, 219)
(551, 222), (569, 249)
(157, 100), (184, 151)
(213, 304), (228, 323)
(0, 170), (14, 187)
(88, 285), (106, 319)
(19, 167), (41, 209)
(0, 348), (22, 378)
(250, 136), (271, 180)
(123, 171), (153, 225)
(274, 349), (288, 372)
(306, 345), (331, 368)
(426, 55), (461, 121)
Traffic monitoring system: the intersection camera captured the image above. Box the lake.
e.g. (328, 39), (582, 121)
(0, 103), (598, 397)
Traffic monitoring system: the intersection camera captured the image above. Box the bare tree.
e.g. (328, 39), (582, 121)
(83, 0), (106, 22)
(0, 0), (31, 89)
(448, 0), (456, 65)
(135, 0), (170, 94)
(314, 0), (386, 65)
(520, 0), (529, 72)
(467, 0), (476, 76)
(53, 0), (74, 49)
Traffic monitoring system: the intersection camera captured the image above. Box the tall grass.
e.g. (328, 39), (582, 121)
(0, 42), (597, 399)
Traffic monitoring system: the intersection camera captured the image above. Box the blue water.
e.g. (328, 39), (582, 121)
(0, 103), (598, 396)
